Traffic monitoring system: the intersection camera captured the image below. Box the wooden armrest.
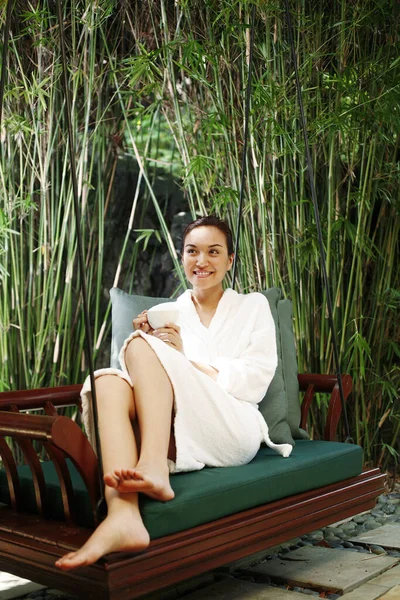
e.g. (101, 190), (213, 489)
(0, 411), (100, 521)
(0, 384), (82, 411)
(298, 373), (353, 441)
(298, 373), (348, 392)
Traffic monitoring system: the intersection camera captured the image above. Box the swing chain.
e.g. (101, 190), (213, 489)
(232, 3), (256, 289)
(55, 0), (107, 504)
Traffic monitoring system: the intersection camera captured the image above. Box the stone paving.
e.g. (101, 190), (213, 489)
(246, 547), (398, 594)
(349, 524), (400, 549)
(1, 490), (400, 600)
(0, 572), (43, 600)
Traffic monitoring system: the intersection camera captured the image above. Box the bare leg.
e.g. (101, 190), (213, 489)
(105, 337), (175, 498)
(56, 337), (176, 569)
(56, 375), (151, 570)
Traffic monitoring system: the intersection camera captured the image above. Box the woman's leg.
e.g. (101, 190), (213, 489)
(56, 374), (149, 569)
(56, 337), (175, 570)
(106, 337), (176, 497)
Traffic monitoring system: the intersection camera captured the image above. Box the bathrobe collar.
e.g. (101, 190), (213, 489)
(178, 288), (238, 339)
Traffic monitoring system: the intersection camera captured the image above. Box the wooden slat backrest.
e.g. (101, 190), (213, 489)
(0, 409), (100, 524)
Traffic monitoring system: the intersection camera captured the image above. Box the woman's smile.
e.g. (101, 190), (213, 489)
(193, 270), (214, 278)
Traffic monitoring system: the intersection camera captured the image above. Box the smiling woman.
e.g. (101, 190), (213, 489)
(56, 215), (292, 571)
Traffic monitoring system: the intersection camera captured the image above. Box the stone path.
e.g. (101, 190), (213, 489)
(246, 546), (398, 594)
(349, 524), (400, 549)
(2, 490), (400, 600)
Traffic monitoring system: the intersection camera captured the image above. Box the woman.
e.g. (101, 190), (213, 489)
(56, 215), (292, 571)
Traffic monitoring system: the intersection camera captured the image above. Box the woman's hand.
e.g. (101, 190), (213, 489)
(153, 323), (184, 353)
(133, 310), (154, 334)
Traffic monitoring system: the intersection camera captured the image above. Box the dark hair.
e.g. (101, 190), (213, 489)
(181, 215), (234, 255)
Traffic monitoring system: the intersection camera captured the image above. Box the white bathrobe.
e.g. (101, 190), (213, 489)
(81, 289), (292, 473)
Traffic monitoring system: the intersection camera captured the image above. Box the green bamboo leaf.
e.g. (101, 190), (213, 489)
(185, 155), (215, 179)
(134, 229), (162, 252)
(381, 444), (399, 462)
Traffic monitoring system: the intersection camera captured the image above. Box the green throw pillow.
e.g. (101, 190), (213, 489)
(109, 288), (168, 369)
(259, 289), (294, 446)
(277, 299), (309, 440)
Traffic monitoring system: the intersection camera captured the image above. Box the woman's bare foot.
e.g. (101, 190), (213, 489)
(55, 509), (150, 571)
(104, 464), (175, 501)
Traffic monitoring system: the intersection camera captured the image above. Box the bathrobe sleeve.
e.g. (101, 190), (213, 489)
(210, 296), (277, 404)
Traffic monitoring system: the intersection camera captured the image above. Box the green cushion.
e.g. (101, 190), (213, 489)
(144, 440), (362, 539)
(259, 289), (294, 445)
(277, 299), (309, 440)
(0, 440), (363, 538)
(0, 459), (95, 529)
(110, 288), (168, 369)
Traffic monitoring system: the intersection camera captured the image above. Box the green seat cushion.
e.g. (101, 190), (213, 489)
(0, 458), (96, 528)
(0, 441), (363, 538)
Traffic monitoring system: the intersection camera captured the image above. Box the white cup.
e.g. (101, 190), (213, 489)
(147, 302), (180, 329)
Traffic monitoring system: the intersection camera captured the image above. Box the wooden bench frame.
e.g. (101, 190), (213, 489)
(0, 375), (385, 600)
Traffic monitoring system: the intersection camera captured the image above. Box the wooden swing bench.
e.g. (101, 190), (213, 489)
(0, 290), (385, 600)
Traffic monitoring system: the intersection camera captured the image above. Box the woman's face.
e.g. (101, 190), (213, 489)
(182, 226), (234, 291)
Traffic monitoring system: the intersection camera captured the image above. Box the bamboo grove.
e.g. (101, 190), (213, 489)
(0, 1), (399, 469)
